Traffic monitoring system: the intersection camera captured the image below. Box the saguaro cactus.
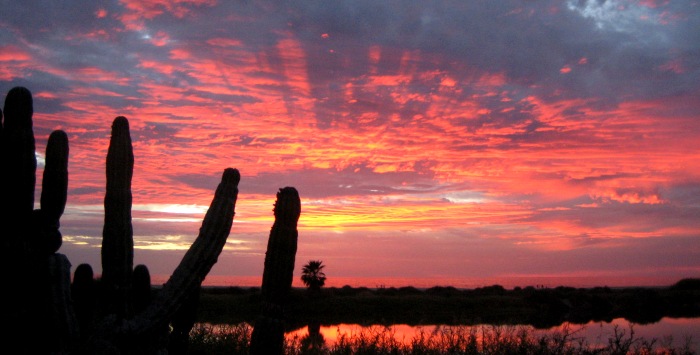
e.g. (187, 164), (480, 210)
(1, 86), (75, 352)
(101, 116), (135, 320)
(250, 186), (301, 355)
(1, 86), (36, 231)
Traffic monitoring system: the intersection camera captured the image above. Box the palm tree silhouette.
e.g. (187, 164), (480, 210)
(301, 260), (327, 292)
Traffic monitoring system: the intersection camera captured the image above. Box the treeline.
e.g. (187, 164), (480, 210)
(191, 278), (700, 331)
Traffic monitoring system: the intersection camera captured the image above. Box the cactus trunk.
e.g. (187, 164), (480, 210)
(101, 116), (135, 320)
(1, 86), (35, 232)
(1, 86), (38, 349)
(1, 86), (36, 265)
(250, 186), (301, 355)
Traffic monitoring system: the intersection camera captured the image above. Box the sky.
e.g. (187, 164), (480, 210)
(1, 0), (700, 287)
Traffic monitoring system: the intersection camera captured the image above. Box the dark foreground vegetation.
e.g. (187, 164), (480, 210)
(183, 278), (700, 354)
(186, 322), (696, 355)
(195, 278), (700, 330)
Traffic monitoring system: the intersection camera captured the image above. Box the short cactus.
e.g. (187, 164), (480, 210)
(132, 264), (152, 315)
(71, 263), (96, 340)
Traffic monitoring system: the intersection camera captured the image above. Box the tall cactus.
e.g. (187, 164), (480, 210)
(1, 86), (36, 267)
(101, 116), (134, 320)
(250, 186), (301, 355)
(1, 86), (75, 352)
(1, 86), (35, 231)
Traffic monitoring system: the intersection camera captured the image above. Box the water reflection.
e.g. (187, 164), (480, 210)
(299, 321), (326, 353)
(285, 317), (700, 352)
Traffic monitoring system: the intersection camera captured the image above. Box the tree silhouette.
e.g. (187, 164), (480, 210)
(301, 260), (327, 292)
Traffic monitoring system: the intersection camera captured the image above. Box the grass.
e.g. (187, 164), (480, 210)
(186, 322), (696, 355)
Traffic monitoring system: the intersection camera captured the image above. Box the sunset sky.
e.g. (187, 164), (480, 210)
(2, 0), (699, 287)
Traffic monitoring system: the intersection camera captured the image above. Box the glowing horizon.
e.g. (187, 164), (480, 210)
(2, 0), (699, 286)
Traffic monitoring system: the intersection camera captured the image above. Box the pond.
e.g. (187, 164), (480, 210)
(284, 317), (700, 352)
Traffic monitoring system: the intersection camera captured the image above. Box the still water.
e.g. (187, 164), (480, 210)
(285, 317), (700, 352)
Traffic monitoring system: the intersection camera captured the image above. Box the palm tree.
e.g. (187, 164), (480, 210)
(301, 260), (326, 292)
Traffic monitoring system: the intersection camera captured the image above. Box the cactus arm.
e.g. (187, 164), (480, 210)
(101, 116), (135, 319)
(124, 168), (240, 335)
(41, 130), (69, 227)
(38, 130), (69, 255)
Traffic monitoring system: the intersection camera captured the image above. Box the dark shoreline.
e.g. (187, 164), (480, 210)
(191, 278), (700, 331)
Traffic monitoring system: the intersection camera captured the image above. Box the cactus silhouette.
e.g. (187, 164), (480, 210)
(132, 264), (152, 315)
(3, 86), (307, 353)
(72, 263), (96, 341)
(101, 116), (135, 320)
(1, 86), (75, 352)
(75, 117), (241, 354)
(2, 87), (242, 353)
(250, 186), (301, 355)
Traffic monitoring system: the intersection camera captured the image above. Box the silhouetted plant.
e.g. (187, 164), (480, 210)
(132, 264), (151, 315)
(250, 187), (301, 355)
(74, 118), (241, 354)
(3, 86), (243, 353)
(1, 86), (75, 353)
(301, 260), (327, 292)
(101, 116), (134, 320)
(71, 263), (96, 341)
